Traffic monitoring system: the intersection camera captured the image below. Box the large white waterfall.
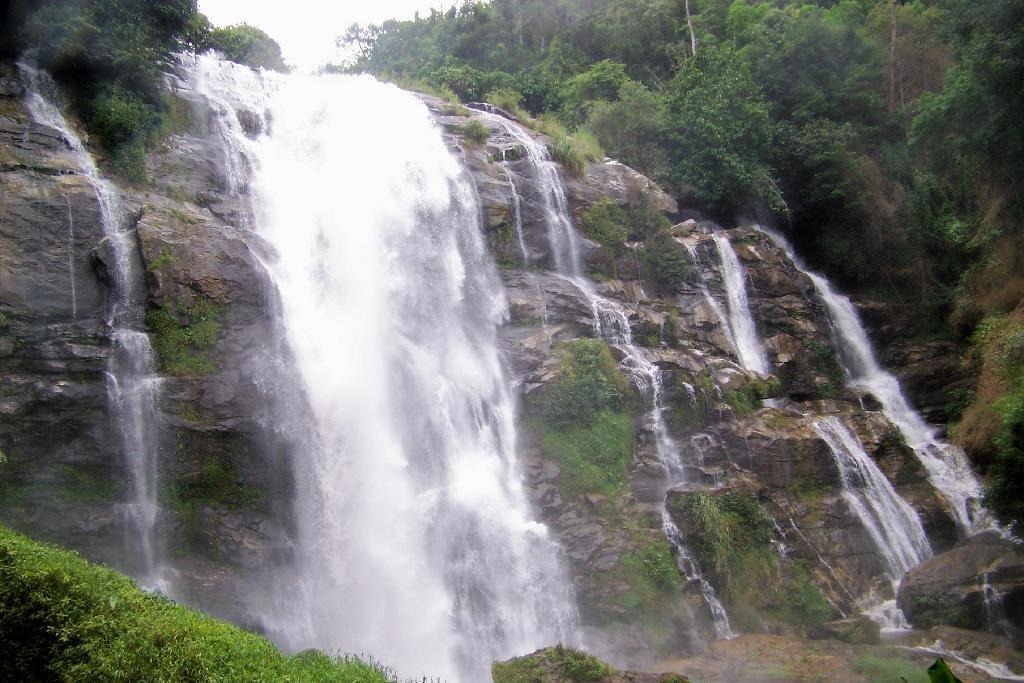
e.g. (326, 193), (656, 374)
(192, 56), (579, 682)
(20, 62), (163, 581)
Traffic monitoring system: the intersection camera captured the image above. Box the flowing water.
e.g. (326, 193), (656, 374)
(712, 233), (769, 374)
(20, 62), (162, 580)
(481, 108), (735, 640)
(755, 224), (986, 536)
(813, 417), (931, 582)
(192, 56), (579, 682)
(684, 244), (739, 357)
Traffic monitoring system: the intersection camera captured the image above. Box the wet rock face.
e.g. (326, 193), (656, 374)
(0, 62), (297, 623)
(898, 531), (1024, 638)
(0, 63), (125, 565)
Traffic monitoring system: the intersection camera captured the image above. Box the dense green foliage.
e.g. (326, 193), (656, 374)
(343, 0), (1022, 319)
(145, 299), (221, 376)
(0, 525), (391, 682)
(1, 1), (285, 180)
(542, 339), (632, 427)
(345, 0), (1024, 503)
(536, 340), (636, 497)
(206, 24), (288, 71)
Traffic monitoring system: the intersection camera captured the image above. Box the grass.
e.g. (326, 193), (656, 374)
(481, 89), (603, 176)
(852, 654), (929, 683)
(0, 524), (393, 682)
(145, 299), (221, 376)
(725, 376), (782, 415)
(537, 411), (634, 497)
(146, 248), (176, 272)
(381, 73), (460, 104)
(671, 491), (832, 632)
(460, 119), (491, 146)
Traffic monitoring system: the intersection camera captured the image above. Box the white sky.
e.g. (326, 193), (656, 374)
(198, 0), (445, 71)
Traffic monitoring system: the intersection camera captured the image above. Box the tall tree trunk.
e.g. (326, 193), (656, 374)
(685, 0), (697, 57)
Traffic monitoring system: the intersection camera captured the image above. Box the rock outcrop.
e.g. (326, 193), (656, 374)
(898, 531), (1024, 640)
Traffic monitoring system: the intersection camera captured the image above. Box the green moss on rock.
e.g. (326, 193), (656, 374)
(146, 298), (221, 376)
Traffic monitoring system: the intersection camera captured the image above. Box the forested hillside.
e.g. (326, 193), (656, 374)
(341, 0), (1024, 531)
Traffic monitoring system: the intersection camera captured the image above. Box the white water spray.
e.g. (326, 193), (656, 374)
(192, 56), (579, 682)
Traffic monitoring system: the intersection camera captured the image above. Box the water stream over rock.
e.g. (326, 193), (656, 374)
(20, 62), (163, 583)
(755, 224), (987, 537)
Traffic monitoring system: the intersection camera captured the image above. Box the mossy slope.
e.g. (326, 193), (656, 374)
(0, 525), (390, 682)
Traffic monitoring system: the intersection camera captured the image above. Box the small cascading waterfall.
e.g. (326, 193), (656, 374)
(19, 62), (162, 581)
(684, 243), (738, 357)
(813, 416), (932, 579)
(472, 108), (583, 277)
(711, 233), (769, 375)
(192, 56), (580, 682)
(64, 195), (77, 319)
(481, 109), (735, 639)
(755, 224), (986, 536)
(501, 168), (530, 265)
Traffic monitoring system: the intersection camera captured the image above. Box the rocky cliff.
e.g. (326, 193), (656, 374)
(0, 60), (1020, 678)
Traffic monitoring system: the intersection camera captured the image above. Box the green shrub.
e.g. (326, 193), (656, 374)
(0, 524), (391, 682)
(580, 198), (628, 250)
(725, 376), (781, 415)
(205, 24), (288, 72)
(552, 645), (610, 681)
(644, 232), (689, 293)
(146, 299), (221, 376)
(542, 340), (632, 427)
(460, 119), (491, 145)
(485, 88), (527, 116)
(86, 86), (160, 183)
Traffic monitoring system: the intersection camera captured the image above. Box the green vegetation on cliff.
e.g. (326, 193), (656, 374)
(492, 645), (613, 683)
(536, 340), (635, 497)
(672, 490), (832, 632)
(0, 524), (391, 682)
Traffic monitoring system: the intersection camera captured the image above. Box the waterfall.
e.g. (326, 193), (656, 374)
(20, 62), (162, 580)
(712, 233), (769, 375)
(472, 109), (583, 276)
(483, 107), (735, 640)
(192, 55), (579, 682)
(502, 168), (530, 265)
(684, 243), (739, 359)
(754, 224), (986, 536)
(64, 194), (77, 319)
(813, 417), (931, 579)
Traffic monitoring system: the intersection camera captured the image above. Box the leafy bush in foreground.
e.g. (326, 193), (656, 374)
(0, 524), (391, 682)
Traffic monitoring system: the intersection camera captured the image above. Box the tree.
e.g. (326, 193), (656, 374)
(207, 24), (289, 72)
(664, 44), (780, 210)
